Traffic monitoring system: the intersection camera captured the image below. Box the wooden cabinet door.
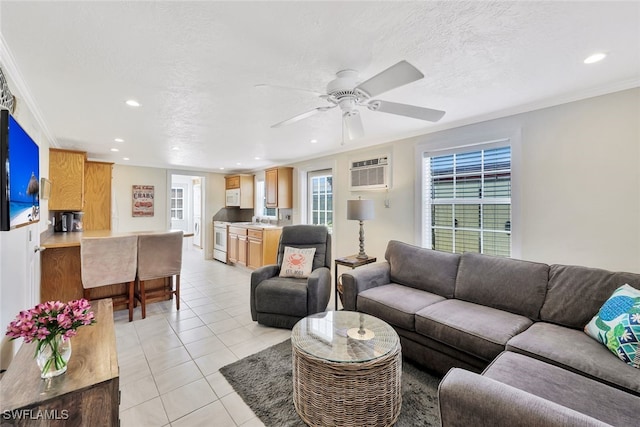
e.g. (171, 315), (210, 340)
(228, 233), (239, 263)
(265, 168), (278, 208)
(84, 161), (112, 230)
(247, 229), (263, 269)
(238, 235), (247, 266)
(49, 149), (85, 211)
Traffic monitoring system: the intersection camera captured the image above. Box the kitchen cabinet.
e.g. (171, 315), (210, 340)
(247, 227), (283, 269)
(83, 161), (112, 231)
(225, 174), (254, 208)
(265, 167), (293, 209)
(238, 233), (247, 266)
(227, 225), (247, 265)
(49, 148), (86, 211)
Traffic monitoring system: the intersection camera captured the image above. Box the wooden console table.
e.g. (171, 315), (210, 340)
(0, 299), (119, 426)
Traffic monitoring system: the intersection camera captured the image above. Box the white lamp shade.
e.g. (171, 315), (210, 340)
(347, 199), (374, 221)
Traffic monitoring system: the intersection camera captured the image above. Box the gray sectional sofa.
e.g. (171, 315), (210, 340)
(341, 240), (640, 426)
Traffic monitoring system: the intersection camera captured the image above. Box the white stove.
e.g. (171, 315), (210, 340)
(213, 221), (230, 263)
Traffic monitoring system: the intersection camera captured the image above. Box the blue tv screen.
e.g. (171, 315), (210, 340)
(1, 109), (40, 231)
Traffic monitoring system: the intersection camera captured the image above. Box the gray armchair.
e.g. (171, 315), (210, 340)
(250, 225), (332, 329)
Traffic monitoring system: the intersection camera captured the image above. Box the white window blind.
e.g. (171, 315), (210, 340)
(423, 144), (511, 257)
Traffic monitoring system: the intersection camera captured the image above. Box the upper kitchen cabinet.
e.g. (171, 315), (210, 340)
(83, 161), (112, 231)
(49, 149), (86, 211)
(225, 174), (254, 208)
(265, 167), (293, 209)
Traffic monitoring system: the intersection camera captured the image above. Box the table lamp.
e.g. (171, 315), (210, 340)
(347, 197), (374, 259)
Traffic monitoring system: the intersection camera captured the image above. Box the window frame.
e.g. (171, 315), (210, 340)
(307, 169), (333, 233)
(416, 132), (521, 259)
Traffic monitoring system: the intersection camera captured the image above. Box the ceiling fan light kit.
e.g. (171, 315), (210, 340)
(263, 60), (446, 142)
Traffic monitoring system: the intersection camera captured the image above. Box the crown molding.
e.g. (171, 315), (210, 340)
(0, 34), (58, 147)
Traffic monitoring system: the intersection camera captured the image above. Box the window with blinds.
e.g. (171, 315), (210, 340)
(424, 145), (511, 257)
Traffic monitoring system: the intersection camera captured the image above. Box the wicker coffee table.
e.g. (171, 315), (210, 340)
(291, 311), (401, 427)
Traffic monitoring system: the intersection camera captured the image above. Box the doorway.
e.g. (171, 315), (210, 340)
(170, 174), (204, 249)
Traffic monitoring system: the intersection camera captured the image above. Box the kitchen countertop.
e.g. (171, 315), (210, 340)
(41, 230), (194, 249)
(229, 222), (283, 230)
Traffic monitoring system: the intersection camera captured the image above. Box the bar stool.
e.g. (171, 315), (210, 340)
(136, 230), (183, 319)
(80, 235), (138, 322)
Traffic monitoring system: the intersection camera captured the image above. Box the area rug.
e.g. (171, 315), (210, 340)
(220, 339), (441, 426)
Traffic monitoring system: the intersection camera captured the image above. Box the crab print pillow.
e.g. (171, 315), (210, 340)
(279, 246), (316, 278)
(584, 284), (640, 368)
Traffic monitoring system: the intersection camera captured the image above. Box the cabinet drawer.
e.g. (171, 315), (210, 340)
(248, 229), (263, 240)
(228, 226), (247, 236)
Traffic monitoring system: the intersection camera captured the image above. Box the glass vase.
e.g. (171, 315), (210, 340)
(36, 335), (72, 379)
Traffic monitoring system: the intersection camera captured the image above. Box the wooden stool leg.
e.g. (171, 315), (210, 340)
(128, 280), (134, 322)
(140, 281), (146, 319)
(175, 274), (180, 311)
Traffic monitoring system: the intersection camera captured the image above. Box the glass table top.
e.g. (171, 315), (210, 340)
(291, 311), (399, 363)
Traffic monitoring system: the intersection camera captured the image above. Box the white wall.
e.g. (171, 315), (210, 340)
(290, 88), (640, 274)
(0, 62), (53, 368)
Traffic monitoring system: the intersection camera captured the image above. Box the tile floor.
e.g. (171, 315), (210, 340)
(113, 247), (294, 426)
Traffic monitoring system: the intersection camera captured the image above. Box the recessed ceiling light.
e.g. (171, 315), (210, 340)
(310, 139), (318, 143)
(123, 157), (130, 161)
(236, 162), (241, 166)
(584, 53), (607, 64)
(110, 148), (119, 152)
(254, 157), (260, 160)
(219, 167), (225, 170)
(114, 138), (124, 143)
(125, 99), (141, 107)
(171, 146), (180, 151)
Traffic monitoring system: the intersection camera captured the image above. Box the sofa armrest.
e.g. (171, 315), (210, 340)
(340, 262), (391, 311)
(438, 369), (610, 427)
(250, 264), (280, 320)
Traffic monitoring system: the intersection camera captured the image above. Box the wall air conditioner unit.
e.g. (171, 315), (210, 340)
(349, 155), (391, 191)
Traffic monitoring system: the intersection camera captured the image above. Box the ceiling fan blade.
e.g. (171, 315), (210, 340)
(271, 106), (334, 128)
(343, 112), (364, 140)
(354, 60), (424, 98)
(255, 83), (324, 97)
(368, 100), (445, 122)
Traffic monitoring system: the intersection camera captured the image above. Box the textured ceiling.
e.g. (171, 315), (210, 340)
(1, 1), (639, 173)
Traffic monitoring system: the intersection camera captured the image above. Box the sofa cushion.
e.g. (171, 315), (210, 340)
(507, 322), (640, 395)
(540, 264), (640, 329)
(454, 253), (549, 320)
(255, 277), (308, 317)
(279, 246), (316, 278)
(585, 284), (640, 368)
(385, 240), (460, 298)
(483, 351), (640, 426)
(415, 299), (533, 361)
(357, 284), (445, 331)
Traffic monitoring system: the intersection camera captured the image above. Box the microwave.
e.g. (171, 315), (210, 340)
(226, 189), (240, 207)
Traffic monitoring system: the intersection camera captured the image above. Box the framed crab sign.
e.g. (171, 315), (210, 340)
(132, 185), (154, 217)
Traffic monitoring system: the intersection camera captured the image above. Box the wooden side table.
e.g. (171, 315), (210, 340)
(334, 255), (377, 310)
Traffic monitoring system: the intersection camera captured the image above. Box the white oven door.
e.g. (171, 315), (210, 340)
(213, 225), (228, 262)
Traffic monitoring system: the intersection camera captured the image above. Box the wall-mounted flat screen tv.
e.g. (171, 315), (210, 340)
(1, 109), (40, 231)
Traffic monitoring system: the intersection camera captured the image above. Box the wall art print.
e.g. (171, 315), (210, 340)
(132, 185), (154, 217)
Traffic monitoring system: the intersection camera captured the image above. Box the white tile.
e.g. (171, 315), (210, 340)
(216, 326), (255, 347)
(153, 360), (204, 394)
(176, 325), (215, 345)
(147, 345), (193, 374)
(240, 417), (266, 427)
(193, 348), (238, 376)
(207, 317), (243, 335)
(184, 335), (227, 359)
(160, 378), (217, 422)
(120, 397), (169, 427)
(221, 392), (257, 426)
(120, 374), (159, 411)
(170, 400), (236, 427)
(205, 371), (235, 398)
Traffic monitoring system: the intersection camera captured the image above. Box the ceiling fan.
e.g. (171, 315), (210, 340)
(259, 60), (445, 141)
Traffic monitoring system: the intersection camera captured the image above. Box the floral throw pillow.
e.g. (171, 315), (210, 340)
(584, 284), (640, 368)
(279, 246), (316, 278)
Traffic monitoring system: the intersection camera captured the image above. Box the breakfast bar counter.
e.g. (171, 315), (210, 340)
(40, 230), (183, 307)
